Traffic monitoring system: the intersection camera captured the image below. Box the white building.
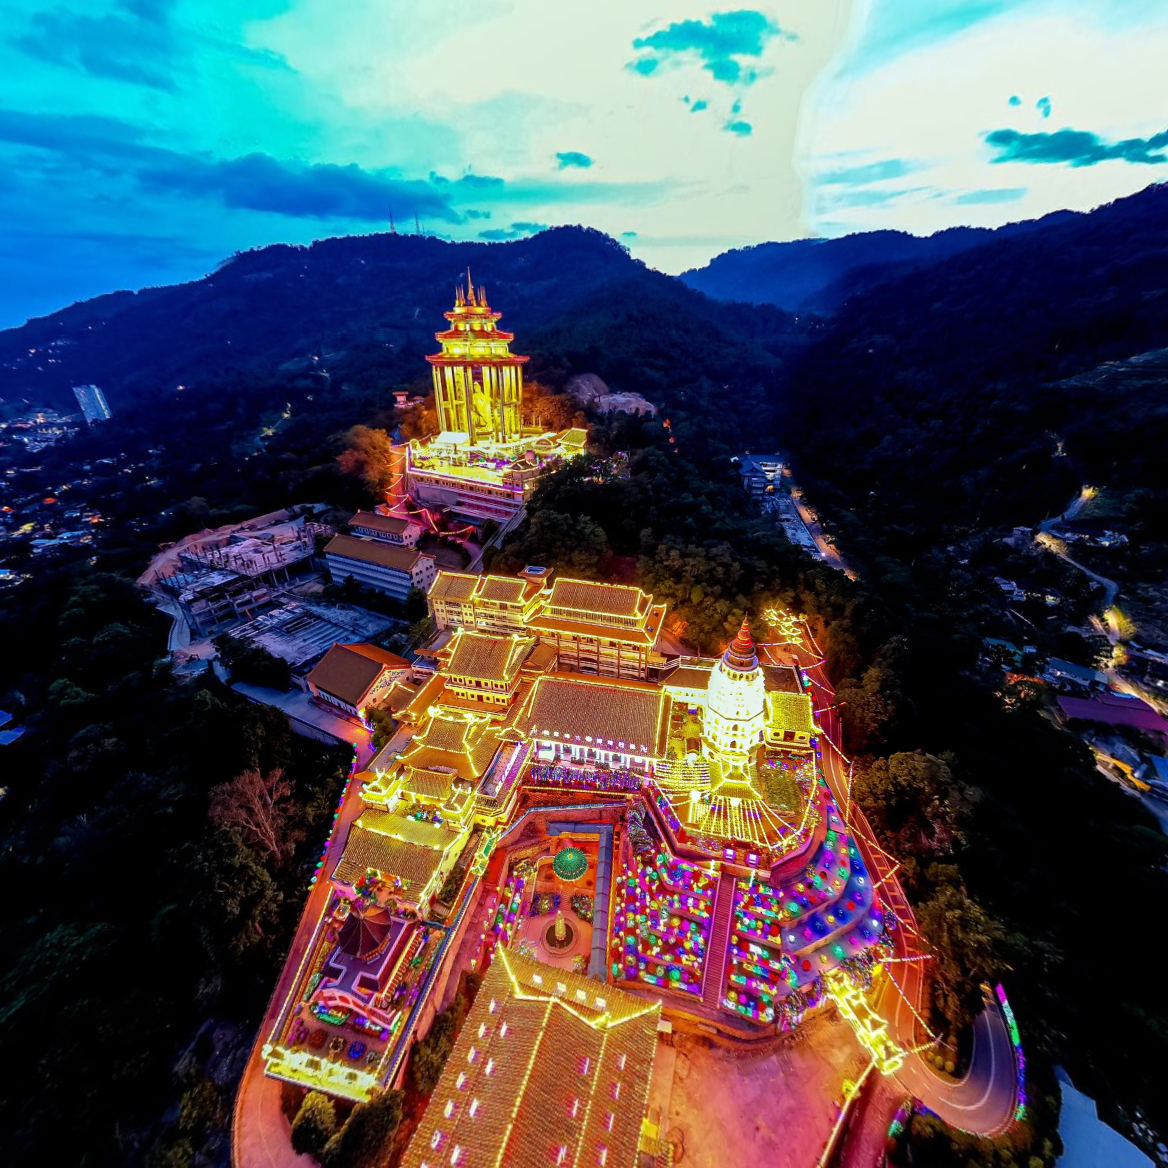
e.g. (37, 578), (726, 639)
(325, 534), (436, 601)
(72, 384), (111, 424)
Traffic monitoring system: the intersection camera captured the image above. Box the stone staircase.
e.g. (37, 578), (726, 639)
(701, 871), (738, 1009)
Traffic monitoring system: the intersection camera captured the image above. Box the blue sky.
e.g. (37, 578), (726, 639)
(0, 0), (1165, 327)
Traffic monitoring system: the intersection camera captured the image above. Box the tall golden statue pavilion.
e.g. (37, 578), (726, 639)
(426, 269), (529, 444)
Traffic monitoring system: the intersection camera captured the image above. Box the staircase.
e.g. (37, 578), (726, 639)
(701, 872), (738, 1009)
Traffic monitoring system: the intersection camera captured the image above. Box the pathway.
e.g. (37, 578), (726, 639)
(701, 872), (737, 1009)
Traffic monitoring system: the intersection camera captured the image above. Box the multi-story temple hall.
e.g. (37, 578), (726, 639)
(391, 274), (586, 525)
(258, 559), (899, 1167)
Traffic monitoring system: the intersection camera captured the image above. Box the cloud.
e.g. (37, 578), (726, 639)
(555, 151), (593, 169)
(724, 120), (752, 137)
(1036, 95), (1051, 119)
(952, 187), (1027, 204)
(690, 99), (709, 113)
(0, 108), (463, 223)
(818, 158), (915, 186)
(986, 124), (1168, 166)
(477, 221), (548, 241)
(1008, 94), (1022, 107)
(11, 4), (181, 91)
(629, 10), (783, 87)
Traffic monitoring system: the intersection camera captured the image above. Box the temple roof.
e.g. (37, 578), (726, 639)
(398, 712), (502, 781)
(513, 673), (669, 756)
(767, 691), (816, 736)
(401, 948), (659, 1168)
(545, 578), (649, 620)
(358, 807), (453, 849)
(430, 571), (480, 603)
(348, 511), (417, 536)
(444, 630), (532, 685)
(331, 823), (450, 895)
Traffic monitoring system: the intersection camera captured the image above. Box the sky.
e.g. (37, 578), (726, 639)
(0, 0), (1166, 328)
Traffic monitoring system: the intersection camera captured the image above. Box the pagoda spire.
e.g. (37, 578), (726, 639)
(466, 267), (476, 306)
(721, 616), (758, 673)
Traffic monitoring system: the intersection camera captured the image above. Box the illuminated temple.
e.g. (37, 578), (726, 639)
(261, 560), (893, 1162)
(394, 273), (587, 525)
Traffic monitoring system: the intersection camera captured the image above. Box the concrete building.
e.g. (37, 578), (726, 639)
(72, 384), (112, 424)
(325, 534), (437, 600)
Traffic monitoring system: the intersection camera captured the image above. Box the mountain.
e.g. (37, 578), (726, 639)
(679, 211), (1077, 313)
(790, 182), (1168, 545)
(0, 227), (651, 412)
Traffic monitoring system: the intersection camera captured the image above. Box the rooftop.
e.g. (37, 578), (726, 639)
(514, 672), (670, 757)
(545, 578), (648, 620)
(401, 947), (660, 1168)
(325, 534), (427, 572)
(306, 642), (411, 707)
(349, 511), (417, 536)
(445, 630), (533, 685)
(331, 822), (451, 894)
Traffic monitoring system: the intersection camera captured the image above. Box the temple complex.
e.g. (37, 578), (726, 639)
(260, 563), (892, 1129)
(392, 274), (588, 525)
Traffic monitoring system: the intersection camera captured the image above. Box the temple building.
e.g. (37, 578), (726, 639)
(428, 568), (684, 681)
(395, 274), (588, 525)
(401, 947), (662, 1168)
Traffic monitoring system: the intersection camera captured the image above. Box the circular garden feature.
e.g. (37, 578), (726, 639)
(552, 847), (588, 882)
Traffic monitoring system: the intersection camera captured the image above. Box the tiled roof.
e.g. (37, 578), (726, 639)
(514, 673), (669, 756)
(349, 511), (415, 535)
(326, 534), (426, 572)
(559, 427), (589, 446)
(403, 768), (457, 801)
(358, 807), (454, 849)
(767, 691), (816, 736)
(445, 630), (532, 685)
(475, 575), (529, 603)
(306, 642), (410, 707)
(399, 713), (502, 781)
(393, 672), (446, 721)
(401, 948), (659, 1168)
(545, 578), (647, 619)
(520, 642), (559, 674)
(525, 613), (655, 646)
(430, 571), (480, 603)
(331, 823), (448, 893)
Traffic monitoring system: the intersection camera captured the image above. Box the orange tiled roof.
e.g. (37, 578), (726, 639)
(331, 823), (449, 894)
(475, 575), (530, 604)
(401, 948), (659, 1168)
(349, 511), (415, 536)
(326, 533), (427, 572)
(545, 577), (648, 619)
(429, 571), (480, 603)
(306, 642), (410, 707)
(525, 612), (655, 646)
(445, 629), (532, 685)
(399, 712), (502, 781)
(513, 672), (669, 756)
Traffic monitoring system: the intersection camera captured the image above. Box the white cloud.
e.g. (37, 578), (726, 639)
(797, 3), (1168, 236)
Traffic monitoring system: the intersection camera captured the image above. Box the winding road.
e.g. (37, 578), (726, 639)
(785, 637), (1020, 1144)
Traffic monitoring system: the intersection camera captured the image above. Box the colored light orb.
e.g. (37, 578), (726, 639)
(553, 847), (588, 881)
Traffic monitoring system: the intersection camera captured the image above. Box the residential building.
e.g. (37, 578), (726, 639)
(326, 534), (437, 600)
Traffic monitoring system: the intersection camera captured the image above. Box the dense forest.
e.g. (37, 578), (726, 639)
(3, 184), (1168, 1166)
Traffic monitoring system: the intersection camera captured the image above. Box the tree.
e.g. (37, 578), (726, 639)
(322, 1089), (403, 1168)
(916, 866), (1007, 1034)
(208, 767), (302, 863)
(854, 752), (975, 858)
(410, 1007), (457, 1095)
(291, 1091), (337, 1157)
(337, 425), (396, 498)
